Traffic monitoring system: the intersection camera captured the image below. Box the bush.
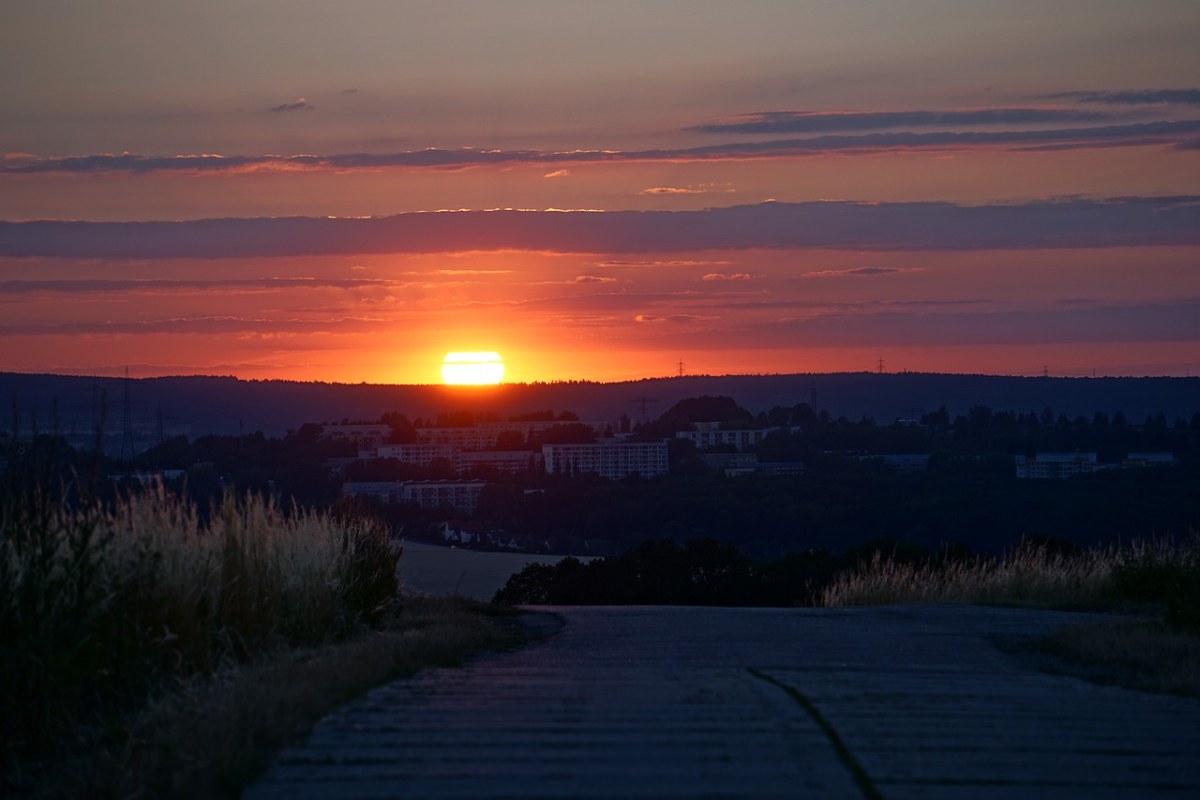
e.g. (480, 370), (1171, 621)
(0, 483), (400, 772)
(1110, 538), (1200, 632)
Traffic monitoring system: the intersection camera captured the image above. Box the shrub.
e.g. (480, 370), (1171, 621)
(0, 483), (400, 772)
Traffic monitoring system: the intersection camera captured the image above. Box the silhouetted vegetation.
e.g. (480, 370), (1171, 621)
(494, 535), (1200, 636)
(0, 444), (400, 791)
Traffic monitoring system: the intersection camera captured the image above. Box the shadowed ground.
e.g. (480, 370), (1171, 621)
(246, 606), (1200, 799)
(398, 541), (594, 602)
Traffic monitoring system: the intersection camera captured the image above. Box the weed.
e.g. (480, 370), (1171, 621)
(1, 483), (400, 788)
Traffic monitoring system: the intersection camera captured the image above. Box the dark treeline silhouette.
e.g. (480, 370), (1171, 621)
(492, 535), (1066, 607)
(4, 371), (1199, 444)
(6, 396), (1199, 558)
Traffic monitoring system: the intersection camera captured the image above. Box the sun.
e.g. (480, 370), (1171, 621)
(441, 351), (505, 385)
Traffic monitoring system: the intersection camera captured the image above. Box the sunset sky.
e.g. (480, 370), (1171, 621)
(2, 1), (1198, 384)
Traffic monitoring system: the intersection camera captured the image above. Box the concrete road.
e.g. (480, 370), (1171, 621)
(246, 606), (1200, 799)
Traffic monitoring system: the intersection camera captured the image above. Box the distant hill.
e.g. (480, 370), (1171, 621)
(2, 371), (1197, 454)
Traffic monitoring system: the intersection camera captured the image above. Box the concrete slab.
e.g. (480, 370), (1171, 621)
(246, 606), (1200, 799)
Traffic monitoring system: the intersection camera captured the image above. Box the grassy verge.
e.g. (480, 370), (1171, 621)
(26, 596), (528, 800)
(820, 537), (1200, 697)
(1036, 617), (1200, 698)
(2, 481), (531, 799)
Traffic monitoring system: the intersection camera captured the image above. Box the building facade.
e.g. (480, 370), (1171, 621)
(542, 440), (668, 480)
(342, 479), (487, 513)
(675, 424), (781, 451)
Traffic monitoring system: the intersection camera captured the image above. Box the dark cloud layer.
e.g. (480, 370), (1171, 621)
(5, 120), (1199, 176)
(0, 277), (394, 293)
(2, 197), (1198, 259)
(690, 108), (1113, 135)
(1044, 89), (1200, 106)
(719, 302), (1200, 348)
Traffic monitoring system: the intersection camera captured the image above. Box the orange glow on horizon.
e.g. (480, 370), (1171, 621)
(441, 351), (505, 385)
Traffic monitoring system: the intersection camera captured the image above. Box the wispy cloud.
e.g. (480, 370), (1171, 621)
(543, 169), (570, 178)
(3, 197), (1198, 259)
(270, 97), (314, 112)
(0, 277), (398, 293)
(8, 120), (1200, 177)
(638, 184), (736, 196)
(1043, 89), (1200, 106)
(689, 107), (1115, 135)
(0, 315), (386, 337)
(701, 272), (751, 281)
(635, 314), (718, 324)
(802, 266), (920, 278)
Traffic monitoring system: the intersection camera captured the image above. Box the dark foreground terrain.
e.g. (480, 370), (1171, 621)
(248, 606), (1200, 799)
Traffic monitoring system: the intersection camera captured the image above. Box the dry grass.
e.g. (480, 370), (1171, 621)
(30, 596), (527, 800)
(819, 540), (1188, 611)
(820, 538), (1200, 698)
(3, 484), (510, 798)
(1038, 617), (1200, 698)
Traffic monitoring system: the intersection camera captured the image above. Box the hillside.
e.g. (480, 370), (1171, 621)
(3, 371), (1197, 454)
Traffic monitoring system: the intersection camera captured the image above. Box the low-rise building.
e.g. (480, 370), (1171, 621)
(860, 453), (931, 474)
(675, 423), (781, 451)
(321, 423), (392, 456)
(342, 479), (487, 513)
(542, 439), (668, 480)
(400, 480), (488, 514)
(376, 443), (458, 468)
(416, 420), (615, 450)
(341, 480), (404, 503)
(458, 449), (543, 475)
(1014, 452), (1099, 479)
(1124, 452), (1176, 467)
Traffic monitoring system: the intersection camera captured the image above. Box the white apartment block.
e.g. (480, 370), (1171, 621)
(376, 443), (458, 468)
(542, 440), (668, 480)
(675, 425), (780, 451)
(458, 449), (543, 475)
(320, 423), (392, 456)
(342, 480), (487, 513)
(1014, 452), (1099, 479)
(400, 480), (488, 514)
(416, 420), (616, 449)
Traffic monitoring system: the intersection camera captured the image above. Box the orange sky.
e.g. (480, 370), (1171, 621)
(1, 2), (1198, 383)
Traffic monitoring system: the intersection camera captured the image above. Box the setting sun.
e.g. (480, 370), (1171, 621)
(441, 352), (505, 385)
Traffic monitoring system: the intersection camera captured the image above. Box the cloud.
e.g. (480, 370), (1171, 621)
(270, 98), (313, 112)
(595, 259), (734, 268)
(690, 107), (1115, 135)
(3, 197), (1198, 259)
(635, 314), (717, 324)
(802, 266), (919, 278)
(701, 272), (751, 281)
(0, 315), (387, 337)
(9, 119), (1200, 177)
(1043, 89), (1200, 106)
(718, 302), (1200, 348)
(0, 277), (399, 293)
(572, 275), (617, 284)
(543, 169), (570, 178)
(639, 184), (736, 196)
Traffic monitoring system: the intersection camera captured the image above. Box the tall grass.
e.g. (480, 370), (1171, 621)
(820, 538), (1199, 616)
(1, 482), (401, 777)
